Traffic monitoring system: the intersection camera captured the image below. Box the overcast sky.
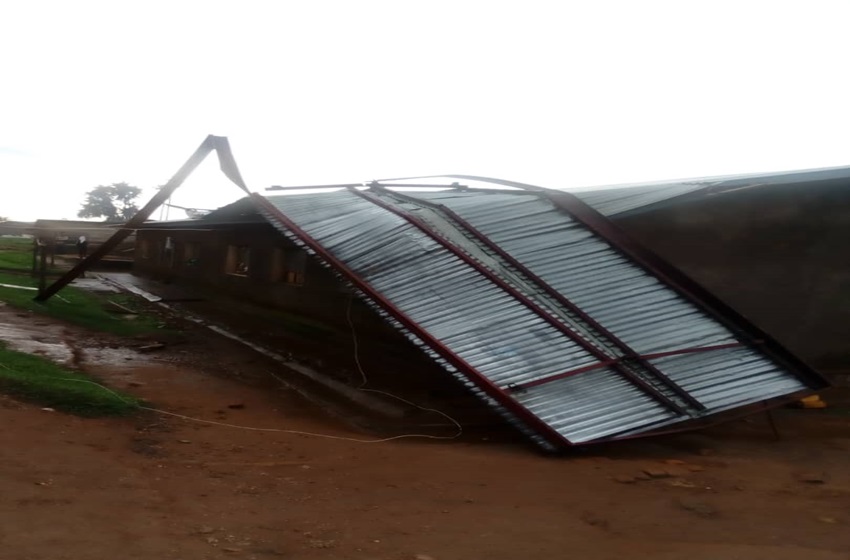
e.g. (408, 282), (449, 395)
(1, 0), (848, 221)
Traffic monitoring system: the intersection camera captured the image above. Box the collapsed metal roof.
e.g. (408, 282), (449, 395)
(33, 132), (833, 448)
(249, 180), (827, 450)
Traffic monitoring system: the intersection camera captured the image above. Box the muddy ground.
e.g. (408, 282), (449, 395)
(1, 303), (849, 560)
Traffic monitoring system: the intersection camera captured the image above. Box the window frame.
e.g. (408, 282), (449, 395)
(225, 244), (251, 277)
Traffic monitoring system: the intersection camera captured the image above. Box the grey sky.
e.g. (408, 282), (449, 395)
(2, 0), (848, 220)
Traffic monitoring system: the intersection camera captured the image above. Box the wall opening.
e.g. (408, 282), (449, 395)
(272, 248), (306, 286)
(226, 245), (251, 276)
(183, 242), (200, 267)
(160, 237), (175, 267)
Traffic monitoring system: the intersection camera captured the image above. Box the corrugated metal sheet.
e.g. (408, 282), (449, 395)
(257, 186), (823, 448)
(409, 190), (813, 430)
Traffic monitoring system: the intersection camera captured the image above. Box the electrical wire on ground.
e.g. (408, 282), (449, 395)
(22, 375), (460, 444)
(343, 294), (462, 438)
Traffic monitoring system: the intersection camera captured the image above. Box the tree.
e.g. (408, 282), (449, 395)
(78, 182), (142, 222)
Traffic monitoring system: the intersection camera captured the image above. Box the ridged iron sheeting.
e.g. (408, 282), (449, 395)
(259, 188), (817, 447)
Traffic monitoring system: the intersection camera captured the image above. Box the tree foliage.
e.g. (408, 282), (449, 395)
(78, 182), (142, 222)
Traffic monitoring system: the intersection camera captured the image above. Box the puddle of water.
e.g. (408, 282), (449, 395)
(69, 277), (121, 293)
(0, 307), (74, 364)
(82, 346), (150, 369)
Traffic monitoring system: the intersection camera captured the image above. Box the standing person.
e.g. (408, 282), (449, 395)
(76, 235), (88, 259)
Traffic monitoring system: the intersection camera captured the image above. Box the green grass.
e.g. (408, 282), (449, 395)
(0, 238), (37, 271)
(0, 272), (164, 336)
(0, 342), (139, 416)
(0, 238), (33, 250)
(0, 240), (151, 416)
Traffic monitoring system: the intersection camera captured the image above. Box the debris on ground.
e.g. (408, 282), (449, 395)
(643, 467), (674, 479)
(105, 300), (138, 315)
(797, 395), (828, 409)
(675, 498), (718, 518)
(796, 471), (828, 484)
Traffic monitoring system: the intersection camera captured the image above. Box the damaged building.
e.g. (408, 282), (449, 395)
(130, 173), (831, 450)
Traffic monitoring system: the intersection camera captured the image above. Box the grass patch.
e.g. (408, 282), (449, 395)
(0, 238), (33, 251)
(0, 238), (36, 271)
(0, 272), (164, 336)
(0, 342), (139, 416)
(0, 237), (63, 273)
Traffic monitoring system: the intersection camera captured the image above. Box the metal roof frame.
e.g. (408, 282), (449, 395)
(357, 185), (704, 414)
(256, 180), (828, 447)
(404, 174), (826, 391)
(249, 192), (570, 449)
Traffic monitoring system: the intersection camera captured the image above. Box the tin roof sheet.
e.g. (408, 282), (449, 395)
(255, 185), (825, 449)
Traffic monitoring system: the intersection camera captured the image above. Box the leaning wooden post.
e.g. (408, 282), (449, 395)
(34, 135), (250, 302)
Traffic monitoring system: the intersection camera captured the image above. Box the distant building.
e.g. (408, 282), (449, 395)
(0, 220), (35, 237)
(32, 219), (135, 264)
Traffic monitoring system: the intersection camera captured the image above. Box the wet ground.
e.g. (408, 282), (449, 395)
(1, 285), (850, 559)
(0, 304), (75, 364)
(94, 272), (508, 435)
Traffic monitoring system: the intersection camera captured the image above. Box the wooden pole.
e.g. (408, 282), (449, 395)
(34, 135), (249, 302)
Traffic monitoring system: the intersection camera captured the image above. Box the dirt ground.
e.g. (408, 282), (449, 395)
(1, 305), (849, 560)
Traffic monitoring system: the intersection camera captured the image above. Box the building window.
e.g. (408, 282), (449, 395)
(160, 237), (175, 267)
(138, 239), (151, 259)
(183, 242), (200, 266)
(272, 248), (306, 286)
(226, 245), (251, 276)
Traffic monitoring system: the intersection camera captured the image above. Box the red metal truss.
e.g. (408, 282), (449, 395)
(372, 185), (706, 409)
(248, 193), (572, 449)
(349, 187), (694, 415)
(370, 174), (828, 392)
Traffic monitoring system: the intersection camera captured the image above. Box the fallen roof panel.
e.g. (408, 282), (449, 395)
(253, 183), (827, 449)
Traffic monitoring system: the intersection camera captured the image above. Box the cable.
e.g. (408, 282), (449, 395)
(346, 292), (368, 388)
(343, 294), (463, 438)
(135, 406), (453, 443)
(22, 364), (460, 444)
